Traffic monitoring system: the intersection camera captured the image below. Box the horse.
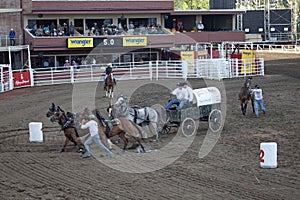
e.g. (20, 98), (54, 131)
(93, 109), (145, 152)
(49, 106), (84, 153)
(114, 96), (161, 141)
(105, 73), (115, 98)
(239, 77), (254, 115)
(46, 102), (57, 118)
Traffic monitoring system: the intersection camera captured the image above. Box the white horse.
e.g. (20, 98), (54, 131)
(114, 96), (160, 141)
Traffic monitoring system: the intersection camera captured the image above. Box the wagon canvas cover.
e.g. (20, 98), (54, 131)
(167, 87), (221, 122)
(192, 87), (221, 107)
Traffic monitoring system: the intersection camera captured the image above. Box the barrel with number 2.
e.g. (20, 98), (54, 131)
(260, 142), (277, 168)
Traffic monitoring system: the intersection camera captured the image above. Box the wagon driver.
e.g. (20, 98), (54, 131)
(165, 82), (189, 111)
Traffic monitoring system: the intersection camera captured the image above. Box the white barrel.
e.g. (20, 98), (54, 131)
(260, 142), (277, 168)
(29, 122), (43, 142)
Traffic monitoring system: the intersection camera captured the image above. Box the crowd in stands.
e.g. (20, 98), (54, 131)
(27, 21), (167, 37)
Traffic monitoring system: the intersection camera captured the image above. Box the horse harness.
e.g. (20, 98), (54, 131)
(60, 113), (79, 138)
(132, 107), (150, 125)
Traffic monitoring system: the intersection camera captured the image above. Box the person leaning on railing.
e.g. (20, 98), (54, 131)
(9, 28), (16, 46)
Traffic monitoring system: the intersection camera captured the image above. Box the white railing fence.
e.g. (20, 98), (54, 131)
(1, 59), (264, 93)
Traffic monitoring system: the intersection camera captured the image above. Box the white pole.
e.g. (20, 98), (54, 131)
(27, 45), (34, 87)
(8, 47), (14, 90)
(149, 61), (152, 81)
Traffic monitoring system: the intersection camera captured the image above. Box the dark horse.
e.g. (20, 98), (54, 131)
(239, 77), (254, 115)
(49, 105), (83, 152)
(105, 73), (115, 98)
(94, 109), (145, 152)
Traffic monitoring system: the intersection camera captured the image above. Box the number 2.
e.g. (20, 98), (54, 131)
(260, 150), (264, 163)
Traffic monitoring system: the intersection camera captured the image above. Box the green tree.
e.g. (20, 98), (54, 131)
(174, 0), (209, 10)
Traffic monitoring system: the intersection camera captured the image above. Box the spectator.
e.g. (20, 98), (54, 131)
(72, 60), (78, 70)
(50, 22), (56, 34)
(43, 60), (49, 68)
(63, 23), (69, 36)
(69, 22), (75, 36)
(179, 23), (184, 33)
(36, 25), (44, 36)
(63, 60), (70, 70)
(9, 28), (16, 46)
(129, 21), (135, 29)
(93, 22), (99, 31)
(43, 25), (50, 36)
(53, 28), (58, 37)
(80, 114), (113, 158)
(197, 21), (204, 32)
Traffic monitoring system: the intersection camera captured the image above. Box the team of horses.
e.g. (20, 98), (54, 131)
(46, 102), (148, 153)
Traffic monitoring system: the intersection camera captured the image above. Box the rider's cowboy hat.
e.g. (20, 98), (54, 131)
(176, 82), (184, 87)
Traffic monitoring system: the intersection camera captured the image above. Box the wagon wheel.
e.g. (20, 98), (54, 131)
(159, 124), (171, 135)
(208, 109), (222, 132)
(181, 118), (196, 137)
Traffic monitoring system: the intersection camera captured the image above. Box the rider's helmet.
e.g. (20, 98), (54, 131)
(89, 114), (95, 119)
(255, 85), (260, 89)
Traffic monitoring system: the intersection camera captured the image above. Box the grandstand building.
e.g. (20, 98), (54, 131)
(0, 0), (296, 70)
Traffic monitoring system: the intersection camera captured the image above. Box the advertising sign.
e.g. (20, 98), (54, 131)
(180, 51), (195, 74)
(68, 38), (94, 48)
(241, 50), (256, 74)
(13, 71), (31, 88)
(123, 37), (147, 47)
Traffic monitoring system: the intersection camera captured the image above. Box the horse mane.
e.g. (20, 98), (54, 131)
(94, 109), (106, 122)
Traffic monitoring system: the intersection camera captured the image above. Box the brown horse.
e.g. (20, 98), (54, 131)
(105, 73), (115, 98)
(49, 106), (83, 152)
(239, 77), (254, 115)
(93, 109), (145, 152)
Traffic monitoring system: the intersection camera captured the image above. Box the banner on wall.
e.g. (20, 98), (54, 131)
(180, 51), (195, 74)
(241, 50), (256, 74)
(68, 38), (94, 48)
(13, 71), (31, 88)
(123, 37), (147, 47)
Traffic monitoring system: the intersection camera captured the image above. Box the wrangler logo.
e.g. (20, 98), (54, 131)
(68, 38), (93, 48)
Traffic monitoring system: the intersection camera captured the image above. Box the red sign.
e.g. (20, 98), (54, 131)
(13, 71), (31, 88)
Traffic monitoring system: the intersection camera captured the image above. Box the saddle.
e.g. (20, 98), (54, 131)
(104, 118), (120, 126)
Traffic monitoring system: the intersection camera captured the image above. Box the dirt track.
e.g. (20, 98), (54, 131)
(0, 53), (299, 199)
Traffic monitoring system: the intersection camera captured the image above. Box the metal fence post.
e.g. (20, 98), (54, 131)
(149, 61), (152, 81)
(182, 60), (188, 80)
(235, 59), (239, 77)
(261, 58), (264, 76)
(156, 61), (159, 81)
(30, 68), (34, 86)
(70, 66), (74, 83)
